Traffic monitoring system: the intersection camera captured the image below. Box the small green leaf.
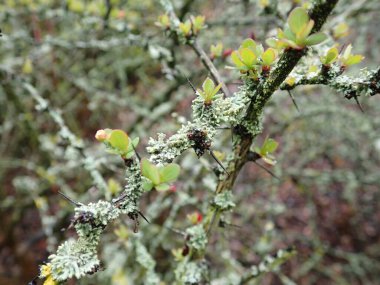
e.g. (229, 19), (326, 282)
(126, 137), (140, 154)
(192, 15), (205, 33)
(202, 77), (215, 96)
(305, 33), (327, 46)
(321, 47), (339, 65)
(266, 38), (279, 48)
(210, 42), (223, 57)
(343, 44), (352, 59)
(345, 54), (364, 66)
(296, 19), (314, 40)
(141, 158), (160, 185)
(210, 83), (222, 98)
(231, 51), (245, 68)
(142, 180), (154, 191)
(179, 20), (192, 36)
(241, 38), (257, 49)
(240, 48), (257, 67)
(284, 27), (296, 42)
(261, 48), (276, 66)
(156, 183), (171, 191)
(260, 138), (279, 156)
(288, 7), (309, 34)
(108, 129), (129, 152)
(159, 163), (180, 183)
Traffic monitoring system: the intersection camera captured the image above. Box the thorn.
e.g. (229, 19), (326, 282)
(287, 90), (300, 113)
(219, 220), (242, 229)
(253, 161), (280, 180)
(209, 150), (230, 177)
(138, 211), (150, 224)
(58, 191), (81, 206)
(131, 143), (141, 161)
(164, 226), (186, 236)
(185, 76), (197, 94)
(353, 95), (364, 113)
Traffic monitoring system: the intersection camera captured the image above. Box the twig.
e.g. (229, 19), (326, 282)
(189, 40), (231, 97)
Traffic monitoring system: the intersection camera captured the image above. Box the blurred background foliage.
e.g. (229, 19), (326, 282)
(1, 0), (380, 284)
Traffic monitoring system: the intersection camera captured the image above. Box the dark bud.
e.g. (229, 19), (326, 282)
(182, 245), (190, 256)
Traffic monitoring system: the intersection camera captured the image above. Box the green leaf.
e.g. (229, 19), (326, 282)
(288, 7), (309, 34)
(343, 44), (352, 59)
(141, 158), (160, 185)
(155, 183), (171, 191)
(142, 180), (154, 191)
(284, 26), (296, 42)
(260, 138), (279, 156)
(261, 48), (276, 66)
(240, 48), (257, 67)
(159, 163), (180, 183)
(231, 51), (245, 68)
(266, 38), (279, 48)
(108, 129), (129, 152)
(211, 83), (222, 98)
(126, 137), (140, 154)
(305, 33), (327, 46)
(241, 38), (257, 49)
(296, 19), (314, 40)
(202, 77), (215, 96)
(321, 47), (339, 65)
(281, 38), (300, 49)
(345, 54), (364, 66)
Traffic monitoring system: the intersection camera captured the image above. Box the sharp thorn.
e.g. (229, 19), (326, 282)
(131, 143), (141, 161)
(185, 76), (197, 94)
(164, 226), (186, 236)
(253, 161), (280, 180)
(58, 191), (81, 206)
(353, 96), (364, 113)
(209, 150), (230, 177)
(138, 211), (151, 224)
(287, 90), (300, 113)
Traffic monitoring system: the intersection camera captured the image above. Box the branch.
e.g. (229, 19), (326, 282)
(280, 66), (380, 99)
(204, 0), (340, 239)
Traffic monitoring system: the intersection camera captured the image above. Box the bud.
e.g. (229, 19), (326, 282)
(187, 211), (203, 224)
(95, 129), (108, 142)
(222, 48), (233, 58)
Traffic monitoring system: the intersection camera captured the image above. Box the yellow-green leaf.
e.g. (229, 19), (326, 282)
(141, 158), (160, 185)
(231, 50), (245, 68)
(240, 48), (257, 67)
(262, 48), (276, 66)
(345, 54), (364, 66)
(288, 7), (309, 34)
(156, 183), (171, 191)
(108, 130), (129, 152)
(305, 33), (327, 46)
(159, 163), (180, 183)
